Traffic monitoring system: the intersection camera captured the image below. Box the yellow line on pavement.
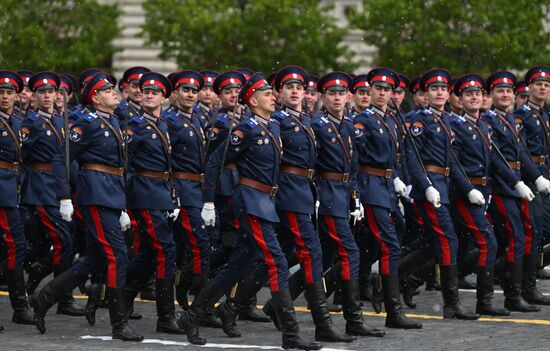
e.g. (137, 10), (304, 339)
(5, 291), (550, 326)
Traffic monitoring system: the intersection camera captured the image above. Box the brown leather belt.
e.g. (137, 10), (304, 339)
(532, 155), (547, 165)
(30, 162), (52, 172)
(507, 161), (521, 170)
(0, 160), (20, 171)
(319, 171), (350, 182)
(469, 176), (487, 186)
(280, 165), (315, 179)
(238, 176), (278, 196)
(81, 163), (124, 176)
(135, 169), (170, 181)
(173, 172), (204, 182)
(359, 166), (393, 179)
(425, 164), (450, 176)
(225, 163), (237, 170)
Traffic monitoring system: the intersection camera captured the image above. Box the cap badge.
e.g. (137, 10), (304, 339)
(292, 73), (297, 79)
(230, 78), (235, 84)
(150, 80), (155, 84)
(437, 76), (442, 81)
(382, 76), (387, 81)
(42, 79), (48, 84)
(335, 79), (340, 85)
(4, 78), (9, 83)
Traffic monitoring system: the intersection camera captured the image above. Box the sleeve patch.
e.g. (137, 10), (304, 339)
(70, 127), (83, 142)
(230, 130), (244, 145)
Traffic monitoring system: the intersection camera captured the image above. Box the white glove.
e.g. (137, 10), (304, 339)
(119, 211), (131, 231)
(167, 208), (180, 220)
(59, 199), (74, 222)
(315, 201), (320, 217)
(425, 186), (441, 208)
(201, 202), (216, 226)
(467, 189), (485, 205)
(350, 199), (362, 221)
(515, 181), (535, 201)
(535, 176), (550, 194)
(393, 177), (407, 197)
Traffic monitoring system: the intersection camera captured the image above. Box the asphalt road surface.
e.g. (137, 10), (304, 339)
(2, 275), (550, 351)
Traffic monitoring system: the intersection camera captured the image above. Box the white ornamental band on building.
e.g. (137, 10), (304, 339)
(108, 0), (375, 77)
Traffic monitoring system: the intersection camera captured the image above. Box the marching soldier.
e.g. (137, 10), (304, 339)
(350, 74), (370, 115)
(178, 73), (322, 350)
(196, 70), (219, 129)
(30, 71), (143, 341)
(304, 74), (320, 115)
(515, 81), (530, 109)
(409, 76), (428, 110)
(0, 70), (34, 326)
(123, 72), (184, 334)
(15, 70), (33, 116)
(114, 66), (151, 122)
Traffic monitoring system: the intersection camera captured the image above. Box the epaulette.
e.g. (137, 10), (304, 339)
(193, 105), (201, 113)
(361, 108), (374, 117)
(165, 111), (179, 122)
(451, 115), (466, 125)
(344, 115), (353, 122)
(272, 110), (289, 120)
(131, 115), (144, 123)
(26, 111), (39, 121)
(246, 118), (259, 128)
(217, 114), (229, 123)
(83, 111), (98, 122)
(484, 110), (497, 119)
(314, 116), (329, 126)
(270, 118), (280, 125)
(419, 108), (432, 116)
(520, 104), (531, 112)
(117, 100), (128, 110)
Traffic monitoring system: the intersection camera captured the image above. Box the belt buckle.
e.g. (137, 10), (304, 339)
(118, 168), (124, 176)
(306, 169), (315, 179)
(542, 156), (547, 163)
(270, 185), (279, 197)
(12, 162), (19, 171)
(200, 173), (205, 182)
(163, 172), (170, 181)
(481, 177), (487, 186)
(342, 173), (350, 182)
(515, 161), (521, 169)
(444, 167), (450, 177)
(384, 169), (392, 178)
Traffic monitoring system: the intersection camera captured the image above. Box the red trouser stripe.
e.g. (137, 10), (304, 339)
(520, 199), (533, 255)
(128, 210), (140, 256)
(89, 205), (118, 287)
(36, 206), (62, 266)
(412, 201), (424, 226)
(492, 195), (516, 263)
(248, 215), (280, 292)
(225, 197), (241, 230)
(324, 215), (351, 281)
(141, 209), (166, 279)
(455, 198), (488, 266)
(180, 208), (202, 274)
(364, 204), (390, 275)
(0, 208), (17, 270)
(424, 201), (451, 265)
(285, 211), (314, 284)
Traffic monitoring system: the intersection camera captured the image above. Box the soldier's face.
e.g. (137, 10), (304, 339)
(529, 80), (549, 103)
(219, 87), (240, 109)
(392, 89), (405, 107)
(481, 92), (492, 110)
(322, 90), (347, 114)
(304, 90), (319, 111)
(34, 88), (56, 110)
(141, 88), (164, 110)
(413, 90), (428, 107)
(198, 86), (214, 106)
(93, 86), (119, 111)
(280, 82), (304, 110)
(449, 92), (462, 111)
(427, 85), (449, 109)
(0, 88), (16, 113)
(353, 89), (370, 111)
(250, 89), (276, 115)
(370, 85), (392, 110)
(515, 94), (528, 108)
(491, 87), (514, 110)
(176, 87), (198, 111)
(128, 82), (142, 102)
(19, 86), (31, 105)
(460, 90), (482, 113)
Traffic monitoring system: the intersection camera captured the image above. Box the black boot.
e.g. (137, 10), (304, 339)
(401, 275), (423, 309)
(177, 281), (225, 345)
(272, 288), (322, 350)
(359, 262), (372, 301)
(124, 280), (143, 320)
(235, 276), (270, 323)
(108, 287), (144, 341)
(342, 279), (385, 337)
(85, 283), (102, 326)
(140, 274), (156, 301)
(502, 261), (540, 312)
(262, 299), (280, 330)
(370, 274), (383, 313)
(522, 254), (550, 305)
(156, 277), (185, 334)
(216, 299), (241, 337)
(192, 274), (223, 329)
(175, 265), (192, 310)
(439, 265), (479, 320)
(458, 248), (479, 289)
(6, 267), (34, 324)
(26, 254), (53, 295)
(382, 274), (422, 329)
(304, 281), (355, 343)
(54, 265), (85, 316)
(29, 269), (82, 334)
(475, 265), (510, 316)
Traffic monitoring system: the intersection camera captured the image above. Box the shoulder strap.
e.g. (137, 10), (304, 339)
(327, 120), (351, 164)
(41, 116), (63, 146)
(96, 114), (124, 158)
(0, 116), (21, 163)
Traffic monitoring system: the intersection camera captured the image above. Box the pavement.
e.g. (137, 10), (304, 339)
(2, 275), (550, 351)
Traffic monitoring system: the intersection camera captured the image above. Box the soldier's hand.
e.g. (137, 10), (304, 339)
(119, 211), (131, 231)
(535, 176), (550, 194)
(424, 186), (441, 208)
(59, 199), (74, 222)
(467, 189), (485, 205)
(201, 202), (216, 227)
(393, 177), (408, 197)
(167, 208), (180, 221)
(515, 181), (535, 201)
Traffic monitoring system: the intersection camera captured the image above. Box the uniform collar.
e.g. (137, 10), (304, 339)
(95, 109), (111, 119)
(227, 110), (241, 121)
(141, 110), (158, 123)
(0, 109), (11, 120)
(369, 105), (386, 118)
(174, 106), (193, 120)
(527, 100), (543, 112)
(492, 107), (508, 118)
(326, 111), (342, 125)
(428, 105), (444, 117)
(127, 98), (141, 111)
(198, 102), (210, 113)
(253, 114), (269, 126)
(38, 109), (53, 119)
(283, 105), (302, 118)
(462, 111), (479, 124)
